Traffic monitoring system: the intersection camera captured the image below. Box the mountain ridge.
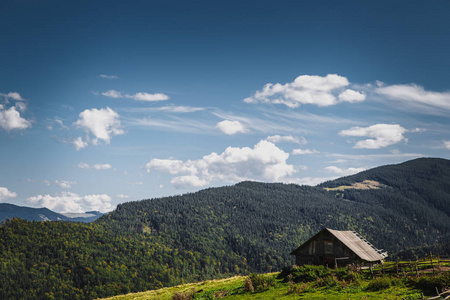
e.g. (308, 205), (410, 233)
(0, 203), (105, 222)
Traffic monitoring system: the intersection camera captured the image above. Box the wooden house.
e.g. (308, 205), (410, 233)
(290, 228), (387, 267)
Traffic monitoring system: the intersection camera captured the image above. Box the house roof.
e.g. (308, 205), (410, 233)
(291, 228), (386, 262)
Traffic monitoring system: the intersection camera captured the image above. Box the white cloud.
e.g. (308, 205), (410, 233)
(74, 107), (124, 145)
(216, 120), (247, 135)
(244, 74), (365, 108)
(15, 101), (27, 112)
(27, 192), (114, 213)
(102, 90), (123, 98)
(339, 124), (407, 149)
(125, 92), (169, 102)
(171, 175), (210, 188)
(0, 92), (24, 101)
(325, 166), (366, 176)
(338, 89), (366, 102)
(286, 177), (333, 186)
(55, 118), (69, 129)
(55, 180), (76, 189)
(0, 105), (31, 131)
(375, 83), (450, 112)
(292, 148), (319, 155)
(116, 194), (129, 199)
(77, 162), (112, 170)
(99, 74), (119, 80)
(72, 137), (88, 150)
(145, 140), (295, 188)
(444, 141), (450, 150)
(155, 105), (204, 113)
(0, 187), (17, 202)
(267, 135), (306, 144)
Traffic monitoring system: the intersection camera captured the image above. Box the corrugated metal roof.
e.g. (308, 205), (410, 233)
(327, 228), (385, 262)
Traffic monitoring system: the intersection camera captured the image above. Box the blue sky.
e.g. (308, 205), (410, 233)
(1, 0), (450, 213)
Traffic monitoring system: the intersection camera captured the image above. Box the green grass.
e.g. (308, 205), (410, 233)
(99, 271), (432, 300)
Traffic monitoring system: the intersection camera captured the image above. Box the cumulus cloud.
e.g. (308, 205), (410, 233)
(339, 124), (407, 149)
(0, 92), (25, 101)
(77, 162), (112, 170)
(338, 89), (366, 102)
(116, 194), (129, 199)
(125, 92), (169, 102)
(292, 148), (319, 155)
(27, 192), (114, 213)
(375, 83), (450, 112)
(99, 74), (119, 80)
(216, 120), (247, 135)
(244, 74), (365, 108)
(444, 141), (450, 150)
(74, 107), (124, 146)
(102, 90), (123, 98)
(267, 135), (306, 144)
(145, 140), (295, 188)
(0, 187), (17, 202)
(72, 137), (88, 150)
(0, 104), (31, 132)
(55, 180), (76, 189)
(325, 166), (366, 176)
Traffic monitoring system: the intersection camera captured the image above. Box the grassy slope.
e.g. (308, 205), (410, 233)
(100, 272), (425, 300)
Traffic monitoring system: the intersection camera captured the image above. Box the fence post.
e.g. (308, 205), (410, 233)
(430, 252), (435, 275)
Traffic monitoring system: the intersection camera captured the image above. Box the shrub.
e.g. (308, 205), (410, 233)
(244, 273), (275, 292)
(172, 288), (194, 300)
(291, 265), (331, 283)
(366, 276), (404, 291)
(243, 277), (254, 292)
(315, 275), (339, 287)
(411, 273), (450, 292)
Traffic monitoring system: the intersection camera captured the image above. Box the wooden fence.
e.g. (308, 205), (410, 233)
(362, 255), (450, 277)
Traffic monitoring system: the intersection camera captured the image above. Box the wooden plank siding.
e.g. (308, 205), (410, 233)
(291, 228), (385, 267)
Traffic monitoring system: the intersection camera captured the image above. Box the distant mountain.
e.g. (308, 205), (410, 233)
(0, 203), (104, 222)
(1, 157), (449, 299)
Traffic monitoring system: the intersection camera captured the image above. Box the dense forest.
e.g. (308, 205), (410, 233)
(1, 158), (449, 299)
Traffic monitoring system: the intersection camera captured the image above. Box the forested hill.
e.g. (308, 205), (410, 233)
(319, 157), (450, 218)
(1, 157), (450, 299)
(98, 157), (450, 266)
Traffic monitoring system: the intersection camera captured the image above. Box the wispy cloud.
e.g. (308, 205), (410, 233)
(77, 162), (112, 170)
(324, 166), (366, 176)
(267, 135), (306, 144)
(292, 148), (319, 155)
(375, 83), (450, 114)
(102, 90), (123, 98)
(125, 92), (169, 102)
(99, 74), (119, 80)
